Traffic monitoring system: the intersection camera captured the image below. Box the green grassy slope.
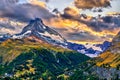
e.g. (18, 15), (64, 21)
(0, 38), (90, 80)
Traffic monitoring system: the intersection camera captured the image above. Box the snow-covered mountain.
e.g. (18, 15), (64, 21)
(12, 18), (67, 46)
(67, 41), (111, 57)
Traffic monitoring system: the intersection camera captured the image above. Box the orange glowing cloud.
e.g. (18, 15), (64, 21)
(74, 0), (110, 9)
(28, 0), (46, 8)
(43, 16), (119, 44)
(64, 6), (80, 17)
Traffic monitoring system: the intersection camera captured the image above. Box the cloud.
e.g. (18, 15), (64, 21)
(74, 0), (111, 9)
(0, 0), (54, 22)
(0, 0), (19, 5)
(45, 14), (120, 44)
(28, 0), (47, 8)
(102, 16), (120, 26)
(86, 16), (120, 32)
(0, 17), (26, 34)
(60, 7), (87, 23)
(107, 12), (120, 16)
(58, 6), (120, 36)
(63, 7), (80, 17)
(0, 23), (15, 30)
(67, 31), (98, 41)
(58, 28), (113, 44)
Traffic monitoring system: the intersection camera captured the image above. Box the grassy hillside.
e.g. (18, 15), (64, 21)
(0, 37), (90, 79)
(96, 51), (120, 68)
(0, 37), (70, 63)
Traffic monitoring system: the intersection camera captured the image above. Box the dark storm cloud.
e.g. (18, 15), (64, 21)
(0, 0), (54, 22)
(102, 16), (120, 26)
(87, 20), (113, 32)
(62, 12), (120, 32)
(74, 0), (111, 9)
(86, 16), (120, 32)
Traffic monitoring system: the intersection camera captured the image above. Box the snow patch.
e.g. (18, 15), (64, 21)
(0, 36), (3, 38)
(43, 25), (46, 29)
(85, 54), (99, 57)
(84, 44), (102, 51)
(78, 49), (86, 54)
(38, 31), (65, 43)
(12, 30), (31, 39)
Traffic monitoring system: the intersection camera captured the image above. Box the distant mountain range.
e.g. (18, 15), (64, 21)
(0, 18), (111, 57)
(67, 41), (111, 57)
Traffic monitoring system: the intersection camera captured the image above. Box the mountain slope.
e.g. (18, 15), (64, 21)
(0, 37), (90, 79)
(96, 32), (120, 67)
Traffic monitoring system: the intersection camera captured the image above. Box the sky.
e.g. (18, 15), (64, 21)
(45, 0), (120, 16)
(19, 0), (120, 16)
(0, 0), (120, 44)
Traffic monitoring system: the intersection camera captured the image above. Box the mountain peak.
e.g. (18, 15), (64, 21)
(35, 18), (43, 22)
(12, 18), (67, 46)
(22, 18), (46, 34)
(30, 18), (42, 22)
(29, 18), (43, 25)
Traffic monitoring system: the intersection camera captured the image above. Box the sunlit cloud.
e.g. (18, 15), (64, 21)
(74, 0), (111, 9)
(63, 6), (80, 17)
(28, 0), (47, 8)
(44, 15), (120, 44)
